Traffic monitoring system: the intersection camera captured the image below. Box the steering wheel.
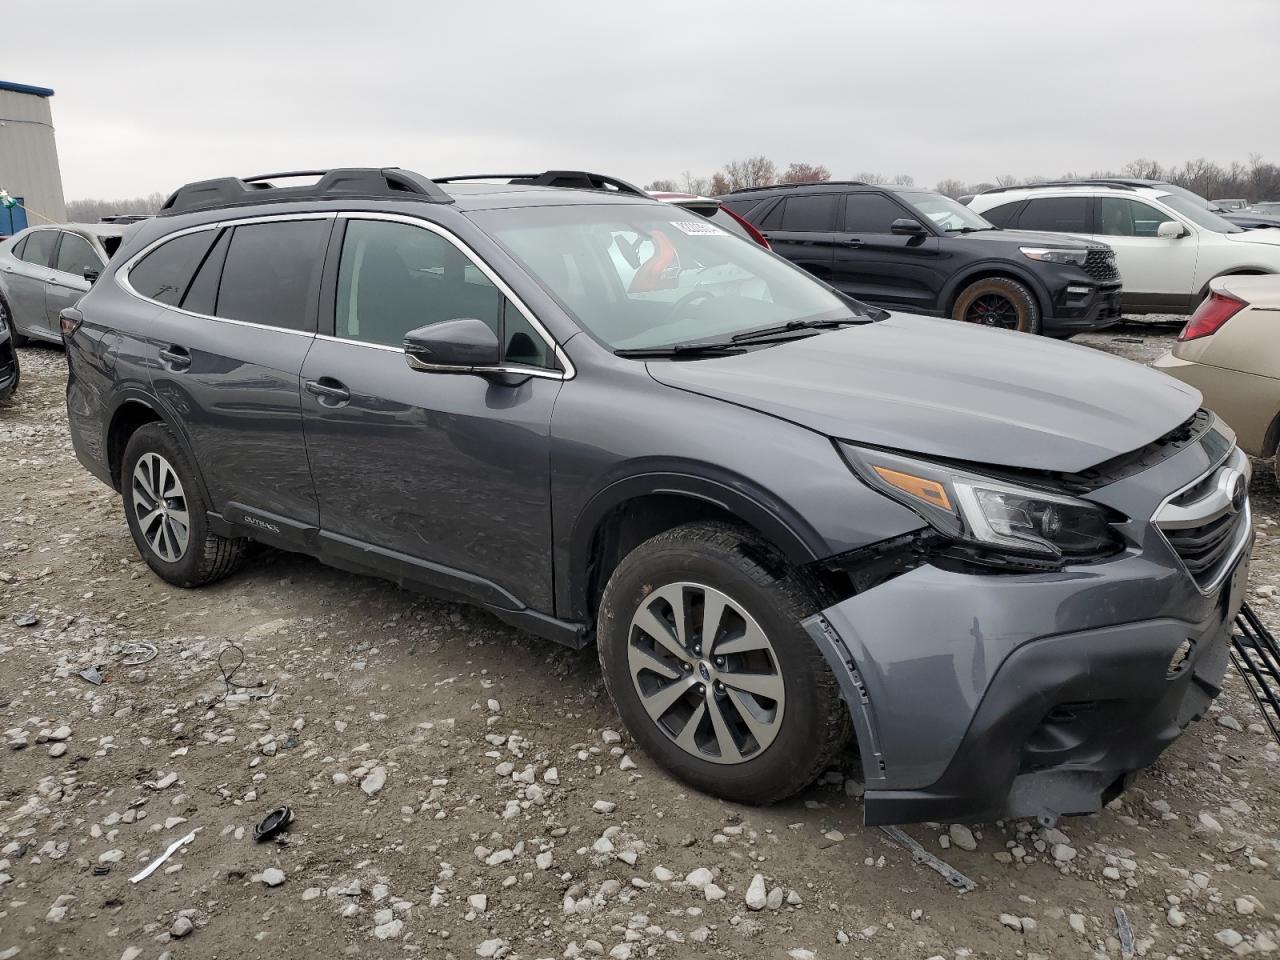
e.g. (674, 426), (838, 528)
(666, 289), (716, 322)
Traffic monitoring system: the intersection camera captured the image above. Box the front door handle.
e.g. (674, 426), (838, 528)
(836, 238), (863, 248)
(305, 377), (351, 406)
(159, 345), (191, 371)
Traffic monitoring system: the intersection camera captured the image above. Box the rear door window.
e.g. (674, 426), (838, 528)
(779, 194), (838, 232)
(215, 219), (329, 332)
(129, 230), (219, 305)
(1016, 197), (1091, 233)
(842, 193), (906, 233)
(19, 230), (58, 267)
(55, 233), (101, 277)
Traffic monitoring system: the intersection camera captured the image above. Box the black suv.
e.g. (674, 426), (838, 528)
(63, 167), (1250, 825)
(721, 182), (1122, 336)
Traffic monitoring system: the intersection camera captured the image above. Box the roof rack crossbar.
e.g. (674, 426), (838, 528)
(159, 167), (454, 216)
(435, 170), (649, 197)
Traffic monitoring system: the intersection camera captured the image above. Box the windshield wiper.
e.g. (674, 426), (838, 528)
(614, 341), (747, 358)
(730, 315), (871, 344)
(945, 226), (994, 233)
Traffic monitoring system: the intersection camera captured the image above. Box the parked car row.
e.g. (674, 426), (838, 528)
(40, 165), (1253, 825)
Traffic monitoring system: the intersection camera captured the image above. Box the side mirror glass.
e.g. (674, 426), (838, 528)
(403, 318), (501, 373)
(83, 266), (100, 284)
(1157, 221), (1188, 239)
(890, 218), (928, 236)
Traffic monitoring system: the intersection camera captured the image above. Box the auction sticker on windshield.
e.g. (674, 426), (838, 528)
(670, 220), (729, 237)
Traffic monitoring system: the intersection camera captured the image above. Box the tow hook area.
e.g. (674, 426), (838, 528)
(1231, 602), (1280, 744)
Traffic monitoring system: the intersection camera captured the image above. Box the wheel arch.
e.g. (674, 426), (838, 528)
(564, 473), (828, 626)
(1199, 267), (1275, 300)
(104, 392), (211, 505)
(942, 264), (1052, 318)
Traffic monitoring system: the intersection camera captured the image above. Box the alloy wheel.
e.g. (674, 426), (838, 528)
(965, 293), (1019, 328)
(626, 581), (786, 764)
(131, 452), (191, 562)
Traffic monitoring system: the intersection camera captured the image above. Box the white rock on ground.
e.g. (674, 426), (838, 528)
(261, 868), (286, 887)
(745, 873), (767, 910)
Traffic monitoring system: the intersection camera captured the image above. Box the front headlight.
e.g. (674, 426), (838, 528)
(1019, 246), (1088, 267)
(841, 444), (1120, 560)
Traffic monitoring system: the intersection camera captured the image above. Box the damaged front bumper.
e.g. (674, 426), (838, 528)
(804, 436), (1254, 826)
(806, 547), (1250, 825)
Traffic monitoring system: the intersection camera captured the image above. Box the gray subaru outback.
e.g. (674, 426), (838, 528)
(63, 167), (1252, 825)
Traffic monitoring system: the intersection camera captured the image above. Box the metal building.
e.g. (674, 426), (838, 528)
(0, 80), (67, 233)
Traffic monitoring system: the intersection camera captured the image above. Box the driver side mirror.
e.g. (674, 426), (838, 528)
(1157, 221), (1189, 239)
(404, 318), (501, 373)
(890, 218), (928, 236)
(83, 266), (100, 284)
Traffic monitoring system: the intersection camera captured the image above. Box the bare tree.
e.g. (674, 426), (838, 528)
(66, 191), (166, 223)
(853, 171), (884, 184)
(681, 171), (711, 196)
(709, 172), (731, 196)
(935, 178), (969, 199)
(719, 156), (777, 192)
(993, 174), (1021, 188)
(644, 179), (678, 192)
(889, 174), (915, 187)
(778, 162), (831, 184)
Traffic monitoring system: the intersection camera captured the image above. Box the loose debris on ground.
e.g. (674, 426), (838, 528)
(2, 326), (1280, 959)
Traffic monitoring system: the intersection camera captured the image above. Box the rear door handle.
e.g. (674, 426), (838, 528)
(835, 238), (863, 248)
(305, 377), (351, 406)
(159, 345), (191, 371)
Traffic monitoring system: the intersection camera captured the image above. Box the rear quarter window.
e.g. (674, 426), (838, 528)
(980, 201), (1023, 228)
(129, 230), (219, 305)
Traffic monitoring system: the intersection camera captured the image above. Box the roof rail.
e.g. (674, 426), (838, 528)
(434, 170), (649, 197)
(727, 180), (868, 195)
(978, 179), (1143, 195)
(158, 167), (454, 216)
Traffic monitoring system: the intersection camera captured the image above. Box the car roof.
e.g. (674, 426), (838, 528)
(973, 183), (1170, 202)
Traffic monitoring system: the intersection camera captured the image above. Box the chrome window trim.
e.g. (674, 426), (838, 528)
(335, 211), (574, 380)
(116, 213), (337, 337)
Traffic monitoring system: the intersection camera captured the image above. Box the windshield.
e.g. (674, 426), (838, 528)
(1159, 194), (1243, 233)
(897, 191), (994, 231)
(474, 204), (852, 350)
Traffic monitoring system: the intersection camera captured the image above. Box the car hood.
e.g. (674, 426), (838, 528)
(646, 314), (1200, 473)
(967, 228), (1107, 250)
(1225, 227), (1280, 247)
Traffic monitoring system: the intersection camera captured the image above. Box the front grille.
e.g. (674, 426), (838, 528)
(1162, 511), (1241, 578)
(1153, 449), (1251, 590)
(1083, 249), (1119, 283)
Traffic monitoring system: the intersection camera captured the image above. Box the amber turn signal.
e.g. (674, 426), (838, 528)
(871, 465), (952, 512)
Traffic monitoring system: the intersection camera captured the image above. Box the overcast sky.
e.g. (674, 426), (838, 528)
(6, 0), (1279, 200)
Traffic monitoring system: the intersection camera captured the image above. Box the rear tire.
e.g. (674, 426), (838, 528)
(121, 422), (248, 587)
(597, 521), (850, 805)
(952, 277), (1041, 334)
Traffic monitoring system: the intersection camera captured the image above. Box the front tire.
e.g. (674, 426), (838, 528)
(597, 521), (850, 805)
(0, 293), (29, 347)
(121, 422), (247, 587)
(952, 277), (1041, 334)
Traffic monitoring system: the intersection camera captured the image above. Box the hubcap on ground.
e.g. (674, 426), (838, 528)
(965, 293), (1019, 329)
(626, 581), (785, 764)
(131, 452), (190, 562)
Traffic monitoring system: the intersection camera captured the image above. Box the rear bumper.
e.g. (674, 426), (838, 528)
(804, 451), (1252, 825)
(1043, 281), (1124, 334)
(1152, 351), (1280, 459)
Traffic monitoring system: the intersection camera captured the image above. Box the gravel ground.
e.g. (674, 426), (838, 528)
(2, 323), (1280, 960)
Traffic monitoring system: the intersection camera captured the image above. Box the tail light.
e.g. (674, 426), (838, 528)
(723, 207), (771, 250)
(60, 306), (84, 340)
(1178, 291), (1246, 341)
